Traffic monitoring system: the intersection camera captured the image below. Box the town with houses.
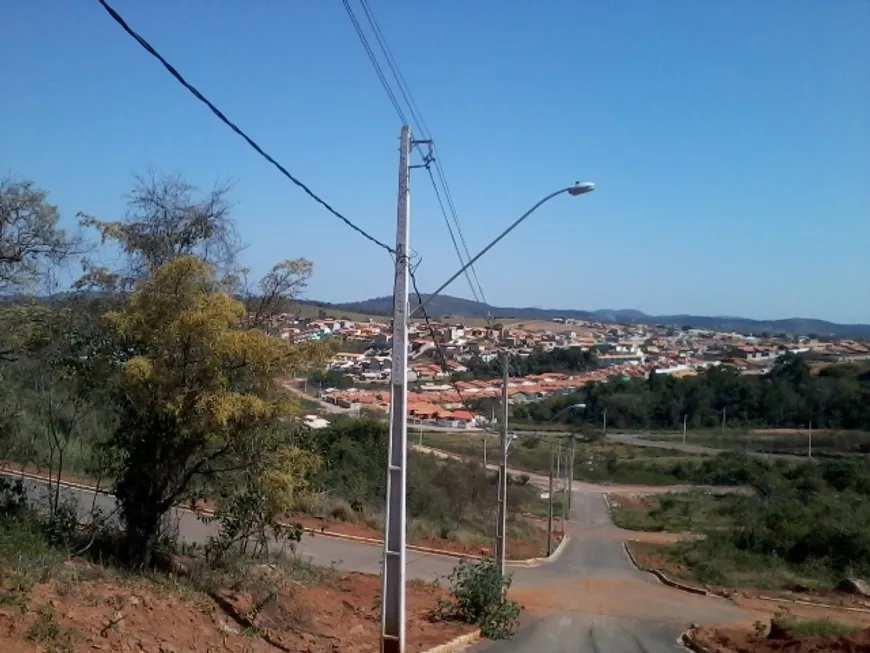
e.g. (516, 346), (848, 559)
(278, 314), (870, 429)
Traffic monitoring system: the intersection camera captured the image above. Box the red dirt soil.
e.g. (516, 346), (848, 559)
(0, 562), (473, 653)
(690, 625), (870, 653)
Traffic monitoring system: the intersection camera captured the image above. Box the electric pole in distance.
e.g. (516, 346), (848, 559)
(546, 445), (555, 556)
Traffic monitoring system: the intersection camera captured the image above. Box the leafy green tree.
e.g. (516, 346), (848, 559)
(104, 256), (326, 565)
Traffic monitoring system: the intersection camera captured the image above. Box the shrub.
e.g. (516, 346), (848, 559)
(433, 558), (522, 640)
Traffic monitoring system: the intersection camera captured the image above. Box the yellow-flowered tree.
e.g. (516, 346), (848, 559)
(78, 173), (328, 566)
(105, 256), (326, 565)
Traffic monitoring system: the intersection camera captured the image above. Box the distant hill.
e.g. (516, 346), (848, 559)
(305, 295), (870, 339)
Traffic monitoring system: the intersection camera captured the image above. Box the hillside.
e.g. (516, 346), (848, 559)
(305, 295), (870, 339)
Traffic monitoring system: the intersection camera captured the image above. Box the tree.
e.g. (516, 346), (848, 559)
(79, 171), (240, 290)
(103, 256), (327, 565)
(240, 258), (314, 330)
(0, 178), (81, 293)
(0, 178), (84, 362)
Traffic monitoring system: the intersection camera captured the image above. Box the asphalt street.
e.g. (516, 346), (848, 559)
(9, 470), (759, 652)
(476, 490), (752, 653)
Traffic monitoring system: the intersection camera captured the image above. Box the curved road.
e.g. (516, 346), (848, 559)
(477, 490), (753, 652)
(10, 471), (759, 652)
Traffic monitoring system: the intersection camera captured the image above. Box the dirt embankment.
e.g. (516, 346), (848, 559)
(689, 624), (870, 653)
(0, 561), (473, 653)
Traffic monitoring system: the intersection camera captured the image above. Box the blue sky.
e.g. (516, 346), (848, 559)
(2, 1), (868, 323)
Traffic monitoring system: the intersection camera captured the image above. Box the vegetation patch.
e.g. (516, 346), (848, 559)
(306, 418), (556, 557)
(431, 558), (522, 640)
(611, 492), (738, 533)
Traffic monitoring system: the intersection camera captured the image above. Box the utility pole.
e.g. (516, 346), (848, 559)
(483, 437), (487, 467)
(603, 408), (607, 435)
(682, 414), (688, 445)
(808, 420), (813, 460)
(495, 351), (509, 575)
(560, 446), (569, 530)
(381, 125), (411, 653)
(546, 446), (555, 556)
(721, 407), (726, 434)
(567, 435), (575, 511)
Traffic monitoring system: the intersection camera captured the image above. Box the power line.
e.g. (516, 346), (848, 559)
(357, 0), (487, 304)
(357, 0), (428, 137)
(96, 0), (395, 255)
(426, 166), (481, 303)
(430, 154), (488, 305)
(341, 0), (408, 126)
(348, 0), (488, 304)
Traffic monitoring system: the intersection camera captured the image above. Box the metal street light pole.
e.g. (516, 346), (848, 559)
(409, 182), (595, 319)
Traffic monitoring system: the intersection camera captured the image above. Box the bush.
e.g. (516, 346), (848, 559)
(433, 558), (522, 640)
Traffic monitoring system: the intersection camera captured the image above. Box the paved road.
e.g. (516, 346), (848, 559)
(9, 471), (758, 652)
(477, 491), (754, 653)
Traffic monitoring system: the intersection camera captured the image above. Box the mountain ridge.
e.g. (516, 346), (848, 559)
(304, 295), (870, 339)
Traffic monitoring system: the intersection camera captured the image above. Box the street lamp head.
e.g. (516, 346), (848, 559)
(568, 182), (595, 196)
(570, 403), (587, 410)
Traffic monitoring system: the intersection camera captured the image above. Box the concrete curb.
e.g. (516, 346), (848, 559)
(754, 594), (870, 615)
(1, 466), (563, 567)
(421, 629), (481, 653)
(509, 532), (570, 568)
(680, 629), (714, 653)
(622, 541), (709, 596)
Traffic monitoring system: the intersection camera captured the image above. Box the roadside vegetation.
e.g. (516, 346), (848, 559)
(420, 430), (778, 487)
(610, 492), (734, 533)
(621, 453), (870, 592)
(645, 427), (870, 458)
(298, 417), (555, 556)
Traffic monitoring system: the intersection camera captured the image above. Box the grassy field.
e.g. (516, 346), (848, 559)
(647, 428), (870, 458)
(610, 492), (735, 533)
(418, 431), (714, 486)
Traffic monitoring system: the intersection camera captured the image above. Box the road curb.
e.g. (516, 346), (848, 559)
(622, 541), (709, 596)
(421, 629), (481, 653)
(1, 466), (559, 566)
(754, 594), (870, 615)
(680, 629), (714, 653)
(509, 533), (570, 568)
